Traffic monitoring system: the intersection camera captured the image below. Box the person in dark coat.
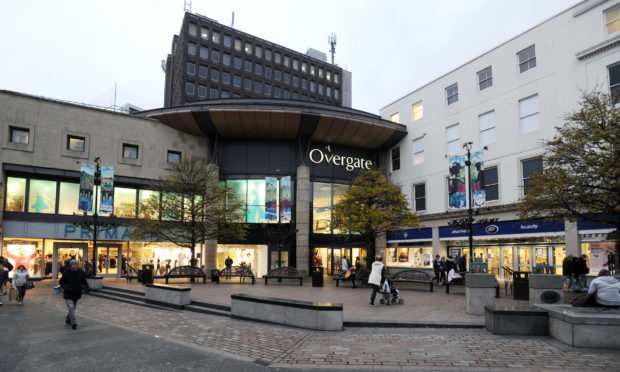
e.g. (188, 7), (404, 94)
(439, 256), (447, 284)
(563, 255), (577, 291)
(454, 252), (462, 272)
(59, 259), (89, 329)
(460, 254), (468, 273)
(433, 255), (442, 285)
(575, 255), (589, 291)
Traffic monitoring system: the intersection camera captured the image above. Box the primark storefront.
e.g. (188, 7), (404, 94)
(0, 95), (406, 279)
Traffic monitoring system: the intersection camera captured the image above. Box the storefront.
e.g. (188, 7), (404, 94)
(386, 228), (433, 271)
(578, 218), (617, 274)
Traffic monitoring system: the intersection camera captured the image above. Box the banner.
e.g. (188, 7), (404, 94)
(78, 164), (94, 212)
(265, 177), (278, 221)
(280, 176), (292, 222)
(470, 151), (485, 208)
(448, 155), (466, 209)
(99, 166), (115, 214)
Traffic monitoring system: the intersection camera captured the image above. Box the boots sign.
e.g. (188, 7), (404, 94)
(309, 145), (373, 172)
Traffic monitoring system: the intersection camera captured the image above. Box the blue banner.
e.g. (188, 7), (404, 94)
(439, 219), (564, 238)
(78, 164), (94, 213)
(387, 228), (433, 242)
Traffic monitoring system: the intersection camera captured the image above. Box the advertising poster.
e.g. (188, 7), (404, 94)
(280, 176), (292, 222)
(448, 155), (466, 209)
(78, 164), (94, 212)
(265, 177), (278, 221)
(471, 151), (486, 207)
(99, 166), (115, 214)
(589, 242), (615, 273)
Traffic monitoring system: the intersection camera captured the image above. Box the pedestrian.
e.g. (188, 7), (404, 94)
(341, 256), (349, 272)
(368, 256), (385, 306)
(588, 269), (620, 307)
(12, 265), (29, 306)
(446, 255), (456, 273)
(355, 256), (361, 271)
(59, 259), (89, 329)
(60, 259), (71, 277)
(575, 254), (589, 291)
(0, 263), (9, 306)
(432, 255), (441, 285)
(454, 251), (461, 272)
(224, 256), (233, 279)
(562, 255), (577, 291)
(439, 256), (447, 284)
(460, 254), (468, 273)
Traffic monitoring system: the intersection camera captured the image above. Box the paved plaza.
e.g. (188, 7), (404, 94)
(1, 279), (619, 371)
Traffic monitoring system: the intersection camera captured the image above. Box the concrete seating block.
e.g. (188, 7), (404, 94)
(86, 277), (103, 290)
(485, 305), (548, 335)
(466, 274), (496, 315)
(144, 283), (191, 309)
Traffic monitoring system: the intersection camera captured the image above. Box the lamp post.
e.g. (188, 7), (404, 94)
(448, 142), (497, 269)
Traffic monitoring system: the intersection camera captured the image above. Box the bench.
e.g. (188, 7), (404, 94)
(446, 273), (500, 297)
(263, 267), (303, 285)
(144, 283), (191, 309)
(214, 266), (256, 284)
(231, 293), (343, 331)
(391, 269), (433, 292)
(485, 305), (549, 335)
(164, 266), (207, 284)
(334, 269), (369, 288)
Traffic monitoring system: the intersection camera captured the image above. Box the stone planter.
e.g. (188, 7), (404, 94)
(529, 274), (563, 305)
(86, 277), (104, 291)
(465, 273), (496, 315)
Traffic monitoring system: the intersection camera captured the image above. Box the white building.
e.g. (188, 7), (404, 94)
(379, 0), (620, 277)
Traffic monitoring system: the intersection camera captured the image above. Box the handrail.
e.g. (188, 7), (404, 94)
(126, 263), (139, 276)
(502, 266), (514, 277)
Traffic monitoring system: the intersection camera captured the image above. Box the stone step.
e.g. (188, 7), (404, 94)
(190, 300), (231, 312)
(102, 285), (145, 296)
(97, 288), (145, 302)
(87, 292), (175, 312)
(184, 304), (231, 317)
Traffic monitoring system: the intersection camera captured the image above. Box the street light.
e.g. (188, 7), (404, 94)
(448, 142), (498, 269)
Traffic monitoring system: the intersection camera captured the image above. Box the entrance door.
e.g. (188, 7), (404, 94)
(97, 245), (121, 277)
(53, 242), (88, 279)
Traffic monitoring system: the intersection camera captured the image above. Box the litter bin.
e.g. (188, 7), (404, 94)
(312, 266), (324, 287)
(211, 269), (220, 282)
(142, 264), (154, 271)
(139, 269), (153, 285)
(513, 271), (529, 300)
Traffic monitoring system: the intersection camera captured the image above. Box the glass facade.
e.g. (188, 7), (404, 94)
(59, 182), (80, 215)
(386, 246), (433, 269)
(28, 179), (56, 214)
(5, 177), (26, 212)
(114, 187), (137, 218)
(312, 182), (350, 234)
(224, 179), (293, 224)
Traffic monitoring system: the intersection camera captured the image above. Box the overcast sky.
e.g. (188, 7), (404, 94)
(0, 0), (579, 115)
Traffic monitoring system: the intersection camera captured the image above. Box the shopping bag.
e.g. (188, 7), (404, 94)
(382, 279), (390, 293)
(26, 280), (35, 290)
(344, 269), (352, 279)
(8, 287), (17, 302)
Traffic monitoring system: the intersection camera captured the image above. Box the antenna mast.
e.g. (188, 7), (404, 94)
(231, 12), (235, 28)
(328, 33), (337, 65)
(184, 0), (192, 12)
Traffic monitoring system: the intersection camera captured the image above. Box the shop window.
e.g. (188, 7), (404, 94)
(113, 187), (137, 218)
(332, 184), (349, 234)
(522, 156), (542, 195)
(386, 246), (432, 268)
(5, 177), (26, 212)
(28, 179), (57, 214)
(484, 167), (498, 201)
(3, 240), (43, 277)
(138, 189), (159, 218)
(10, 126), (29, 144)
(58, 182), (80, 215)
(312, 182), (332, 234)
(413, 183), (426, 212)
(246, 179), (266, 223)
(67, 135), (85, 152)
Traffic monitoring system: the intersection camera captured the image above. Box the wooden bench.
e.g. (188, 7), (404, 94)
(334, 269), (370, 288)
(391, 269), (433, 292)
(214, 266), (256, 284)
(164, 266), (207, 284)
(446, 272), (500, 297)
(263, 267), (303, 285)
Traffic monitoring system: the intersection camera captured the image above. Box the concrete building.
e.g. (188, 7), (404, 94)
(379, 0), (620, 277)
(164, 11), (352, 108)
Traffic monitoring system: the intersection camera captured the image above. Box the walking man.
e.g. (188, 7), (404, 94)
(59, 259), (89, 329)
(368, 256), (385, 306)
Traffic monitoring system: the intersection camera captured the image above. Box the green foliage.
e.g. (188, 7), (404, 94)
(129, 156), (246, 264)
(332, 169), (419, 264)
(518, 92), (620, 258)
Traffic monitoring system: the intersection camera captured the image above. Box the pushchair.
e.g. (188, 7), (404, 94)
(379, 278), (404, 305)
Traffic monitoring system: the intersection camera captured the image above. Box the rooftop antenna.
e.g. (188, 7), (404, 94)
(184, 0), (192, 12)
(328, 33), (337, 65)
(161, 60), (167, 73)
(231, 11), (235, 28)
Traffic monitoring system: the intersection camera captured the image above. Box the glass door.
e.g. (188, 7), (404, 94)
(332, 248), (342, 275)
(53, 242), (88, 279)
(518, 247), (531, 271)
(98, 245), (121, 277)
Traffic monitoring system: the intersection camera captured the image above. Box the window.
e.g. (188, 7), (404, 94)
(292, 92), (299, 100)
(28, 179), (57, 214)
(302, 62), (307, 73)
(265, 49), (272, 61)
(518, 45), (536, 73)
(166, 150), (181, 164)
(274, 87), (281, 98)
(221, 91), (230, 99)
(198, 85), (207, 98)
(522, 157), (542, 195)
(212, 31), (220, 44)
(609, 63), (620, 102)
(200, 27), (208, 40)
(243, 78), (251, 91)
(310, 81), (315, 92)
(391, 147), (400, 171)
(413, 136), (424, 165)
(234, 56), (241, 69)
(274, 69), (281, 81)
(114, 187), (137, 218)
(477, 66), (492, 90)
(199, 65), (207, 78)
(310, 65), (316, 76)
(222, 71), (230, 85)
(59, 182), (79, 215)
(318, 68), (324, 78)
(10, 126), (29, 144)
(446, 83), (458, 105)
(301, 78), (307, 89)
(186, 62), (195, 75)
(484, 167), (498, 201)
(233, 75), (241, 88)
(244, 60), (252, 72)
(318, 84), (323, 95)
(479, 110), (496, 146)
(292, 75), (299, 87)
(210, 88), (218, 99)
(335, 89), (339, 99)
(326, 71), (331, 81)
(274, 51), (281, 64)
(211, 69), (219, 82)
(264, 84), (271, 96)
(189, 23), (197, 37)
(211, 50), (220, 63)
(5, 177), (26, 212)
(606, 5), (620, 35)
(519, 95), (539, 134)
(265, 66), (272, 78)
(413, 183), (426, 212)
(123, 144), (139, 159)
(412, 101), (423, 121)
(199, 47), (208, 59)
(390, 113), (400, 123)
(335, 73), (339, 83)
(284, 55), (290, 67)
(67, 135), (85, 152)
(326, 86), (331, 97)
(255, 63), (262, 76)
(255, 45), (262, 58)
(188, 42), (196, 56)
(244, 42), (252, 54)
(446, 124), (460, 155)
(223, 35), (232, 48)
(283, 89), (290, 99)
(254, 81), (262, 93)
(284, 72), (290, 84)
(185, 82), (194, 95)
(222, 53), (231, 66)
(234, 38), (242, 51)
(293, 58), (299, 70)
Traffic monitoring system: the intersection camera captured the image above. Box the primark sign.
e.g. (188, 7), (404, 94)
(309, 144), (374, 173)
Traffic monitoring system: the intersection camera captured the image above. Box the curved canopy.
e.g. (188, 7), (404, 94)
(138, 99), (407, 150)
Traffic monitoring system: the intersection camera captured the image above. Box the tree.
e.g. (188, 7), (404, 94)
(518, 92), (620, 269)
(332, 169), (419, 267)
(129, 156), (246, 267)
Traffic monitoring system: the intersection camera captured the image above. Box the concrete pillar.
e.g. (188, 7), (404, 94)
(432, 227), (441, 257)
(564, 220), (580, 258)
(205, 239), (217, 274)
(529, 274), (564, 305)
(295, 164), (310, 275)
(375, 233), (386, 260)
(465, 273), (496, 315)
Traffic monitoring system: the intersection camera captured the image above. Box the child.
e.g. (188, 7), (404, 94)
(12, 265), (29, 306)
